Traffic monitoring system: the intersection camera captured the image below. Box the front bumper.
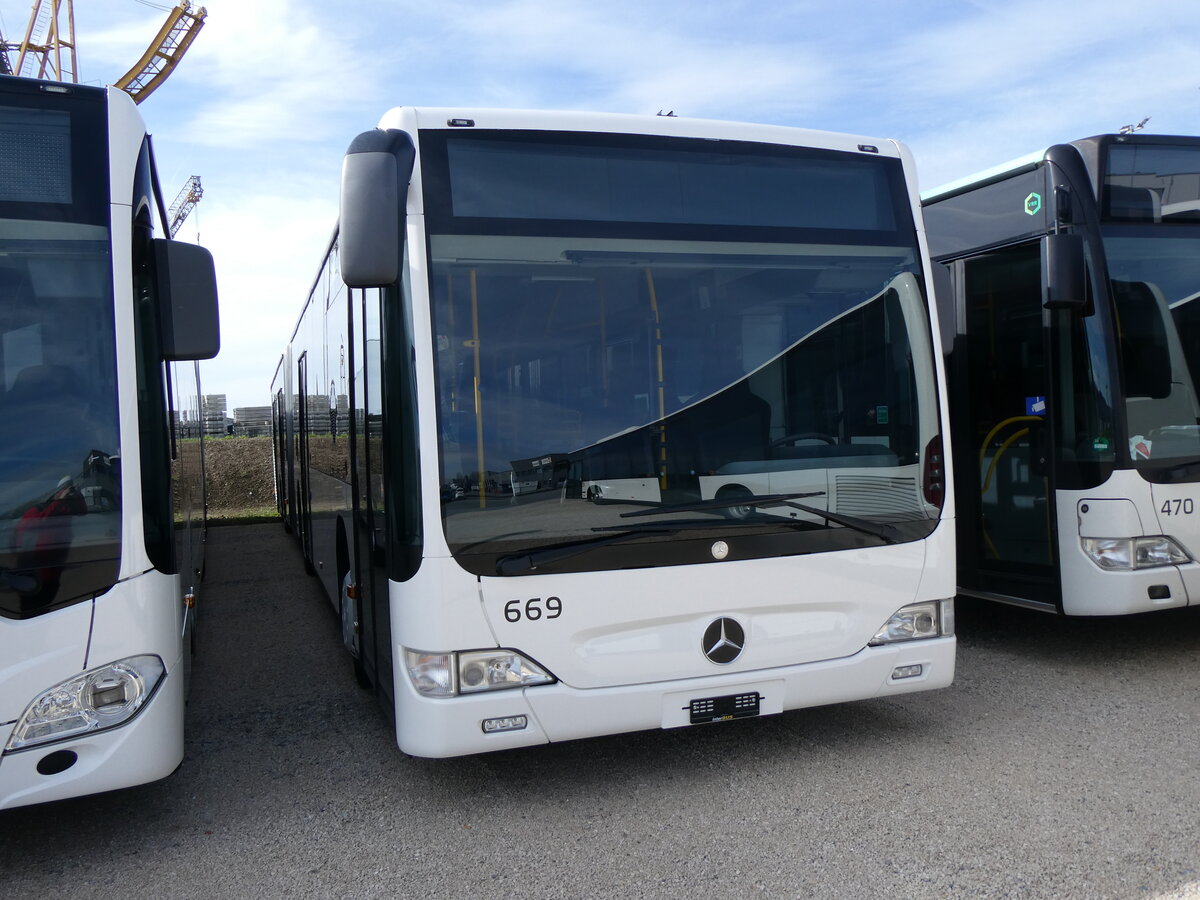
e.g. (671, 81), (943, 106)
(394, 635), (955, 758)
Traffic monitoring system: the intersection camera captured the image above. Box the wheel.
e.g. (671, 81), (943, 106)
(340, 573), (371, 690)
(716, 485), (756, 520)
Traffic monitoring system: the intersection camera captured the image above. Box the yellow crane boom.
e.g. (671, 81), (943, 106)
(112, 2), (206, 104)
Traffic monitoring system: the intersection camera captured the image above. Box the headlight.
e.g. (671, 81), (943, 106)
(1082, 536), (1191, 570)
(869, 600), (952, 646)
(404, 648), (555, 697)
(458, 650), (553, 694)
(5, 655), (165, 752)
(404, 651), (456, 697)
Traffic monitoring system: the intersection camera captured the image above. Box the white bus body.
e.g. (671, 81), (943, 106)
(0, 78), (218, 808)
(274, 108), (955, 757)
(925, 134), (1200, 614)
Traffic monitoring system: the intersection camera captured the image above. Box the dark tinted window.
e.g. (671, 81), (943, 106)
(1104, 143), (1200, 223)
(923, 167), (1050, 259)
(0, 85), (118, 619)
(0, 84), (107, 224)
(0, 107), (71, 203)
(429, 131), (909, 239)
(0, 225), (120, 618)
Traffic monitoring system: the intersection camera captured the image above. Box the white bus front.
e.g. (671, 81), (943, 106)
(0, 81), (217, 808)
(1081, 139), (1200, 614)
(342, 110), (955, 756)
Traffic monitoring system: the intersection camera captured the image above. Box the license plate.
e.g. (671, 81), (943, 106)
(689, 691), (761, 724)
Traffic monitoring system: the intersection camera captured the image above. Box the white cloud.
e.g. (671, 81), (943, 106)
(194, 189), (337, 409)
(369, 0), (838, 120)
(172, 2), (378, 150)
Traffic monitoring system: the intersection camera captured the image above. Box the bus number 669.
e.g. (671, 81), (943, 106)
(504, 597), (563, 622)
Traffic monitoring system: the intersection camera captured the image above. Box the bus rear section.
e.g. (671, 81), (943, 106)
(282, 108), (955, 756)
(0, 80), (218, 809)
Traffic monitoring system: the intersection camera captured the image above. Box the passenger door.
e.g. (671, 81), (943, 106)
(953, 242), (1058, 603)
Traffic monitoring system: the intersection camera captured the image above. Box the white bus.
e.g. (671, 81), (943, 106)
(0, 77), (219, 808)
(273, 108), (955, 757)
(924, 134), (1200, 615)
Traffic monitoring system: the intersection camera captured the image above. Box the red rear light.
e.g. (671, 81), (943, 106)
(923, 434), (945, 507)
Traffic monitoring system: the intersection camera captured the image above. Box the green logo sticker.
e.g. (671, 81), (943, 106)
(1024, 192), (1042, 216)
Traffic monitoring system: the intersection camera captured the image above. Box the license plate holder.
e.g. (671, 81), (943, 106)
(688, 691), (761, 725)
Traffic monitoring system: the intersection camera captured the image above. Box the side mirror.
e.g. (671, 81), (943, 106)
(1042, 232), (1088, 312)
(340, 129), (416, 288)
(154, 238), (220, 360)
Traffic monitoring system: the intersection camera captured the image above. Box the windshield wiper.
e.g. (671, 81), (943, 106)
(495, 523), (685, 575)
(622, 491), (901, 544)
(618, 491), (827, 518)
(776, 500), (901, 544)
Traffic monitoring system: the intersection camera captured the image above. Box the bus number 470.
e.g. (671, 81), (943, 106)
(504, 597), (563, 622)
(1161, 499), (1195, 516)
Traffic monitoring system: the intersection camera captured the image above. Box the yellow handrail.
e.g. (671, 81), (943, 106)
(978, 415), (1043, 468)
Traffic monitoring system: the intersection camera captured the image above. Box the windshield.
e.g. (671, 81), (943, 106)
(424, 130), (942, 575)
(1104, 228), (1200, 474)
(0, 220), (121, 617)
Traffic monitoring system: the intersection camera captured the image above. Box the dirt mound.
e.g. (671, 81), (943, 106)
(203, 436), (275, 517)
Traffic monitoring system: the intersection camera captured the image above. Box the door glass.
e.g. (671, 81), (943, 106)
(962, 244), (1053, 572)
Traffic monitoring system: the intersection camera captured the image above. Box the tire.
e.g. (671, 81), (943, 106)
(717, 485), (755, 520)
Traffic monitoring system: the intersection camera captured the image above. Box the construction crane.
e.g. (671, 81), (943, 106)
(9, 0), (78, 83)
(167, 175), (202, 237)
(112, 2), (206, 104)
(2, 3), (208, 232)
(0, 25), (14, 75)
(1, 1), (206, 104)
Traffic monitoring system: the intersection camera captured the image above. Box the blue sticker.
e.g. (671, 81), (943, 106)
(1026, 396), (1046, 416)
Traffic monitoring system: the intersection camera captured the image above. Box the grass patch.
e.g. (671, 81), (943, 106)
(208, 507), (279, 526)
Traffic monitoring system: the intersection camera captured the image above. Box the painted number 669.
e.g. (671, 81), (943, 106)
(504, 597), (563, 622)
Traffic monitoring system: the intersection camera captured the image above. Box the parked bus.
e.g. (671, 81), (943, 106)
(273, 108), (955, 757)
(924, 133), (1200, 615)
(0, 77), (219, 809)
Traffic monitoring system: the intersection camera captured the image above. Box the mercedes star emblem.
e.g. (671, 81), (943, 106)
(702, 616), (745, 664)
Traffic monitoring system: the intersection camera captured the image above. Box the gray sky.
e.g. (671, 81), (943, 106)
(7, 0), (1197, 409)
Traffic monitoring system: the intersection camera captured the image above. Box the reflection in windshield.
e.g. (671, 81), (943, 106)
(432, 234), (941, 568)
(1105, 234), (1200, 466)
(0, 224), (120, 616)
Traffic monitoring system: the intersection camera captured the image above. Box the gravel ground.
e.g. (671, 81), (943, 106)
(1, 522), (1198, 899)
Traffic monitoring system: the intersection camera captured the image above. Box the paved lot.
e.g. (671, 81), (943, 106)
(2, 522), (1199, 899)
